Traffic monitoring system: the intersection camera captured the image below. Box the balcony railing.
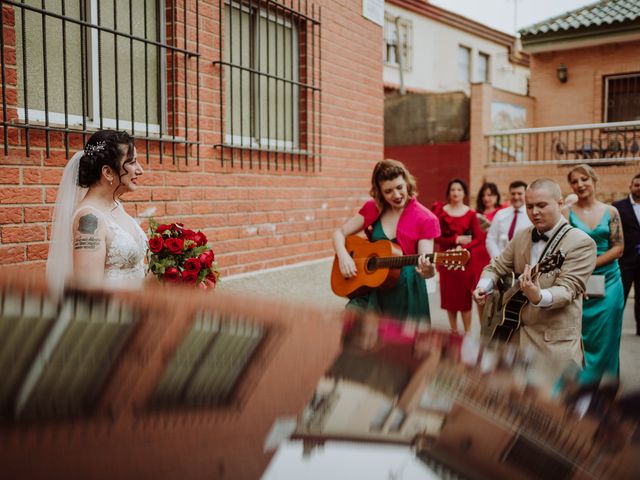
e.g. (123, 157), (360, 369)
(486, 120), (640, 165)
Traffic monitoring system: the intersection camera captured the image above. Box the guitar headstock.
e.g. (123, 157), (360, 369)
(537, 250), (566, 275)
(436, 249), (471, 271)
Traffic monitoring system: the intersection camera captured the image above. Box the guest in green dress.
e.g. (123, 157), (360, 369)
(332, 159), (441, 328)
(567, 164), (625, 384)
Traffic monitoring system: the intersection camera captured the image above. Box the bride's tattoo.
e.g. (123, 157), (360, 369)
(74, 237), (101, 250)
(78, 213), (98, 234)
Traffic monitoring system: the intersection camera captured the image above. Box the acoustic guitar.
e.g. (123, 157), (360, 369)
(480, 251), (566, 343)
(331, 235), (470, 298)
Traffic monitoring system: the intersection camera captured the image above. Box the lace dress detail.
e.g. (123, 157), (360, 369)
(77, 206), (147, 282)
(104, 216), (147, 281)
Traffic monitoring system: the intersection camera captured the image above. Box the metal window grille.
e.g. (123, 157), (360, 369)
(604, 72), (640, 123)
(0, 0), (201, 164)
(214, 0), (321, 171)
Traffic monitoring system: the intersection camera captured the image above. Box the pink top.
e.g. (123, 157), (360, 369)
(358, 197), (441, 255)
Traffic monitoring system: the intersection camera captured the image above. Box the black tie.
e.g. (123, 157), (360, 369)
(531, 230), (549, 242)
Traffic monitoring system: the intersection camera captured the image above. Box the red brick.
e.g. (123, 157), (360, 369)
(0, 245), (24, 264)
(0, 187), (41, 204)
(0, 167), (19, 184)
(0, 206), (22, 224)
(27, 242), (50, 261)
(24, 206), (52, 223)
(2, 225), (46, 243)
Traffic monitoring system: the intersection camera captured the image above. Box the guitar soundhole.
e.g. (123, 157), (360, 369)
(366, 257), (377, 271)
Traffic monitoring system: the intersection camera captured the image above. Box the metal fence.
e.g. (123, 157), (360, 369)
(486, 120), (640, 165)
(214, 0), (322, 171)
(0, 0), (201, 164)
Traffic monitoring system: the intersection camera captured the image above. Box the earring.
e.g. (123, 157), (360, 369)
(110, 180), (113, 186)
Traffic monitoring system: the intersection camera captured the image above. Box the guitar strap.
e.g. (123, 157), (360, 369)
(539, 222), (573, 262)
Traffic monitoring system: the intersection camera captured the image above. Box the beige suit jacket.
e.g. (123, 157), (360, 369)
(480, 223), (596, 366)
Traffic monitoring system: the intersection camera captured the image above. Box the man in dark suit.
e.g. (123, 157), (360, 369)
(613, 173), (640, 335)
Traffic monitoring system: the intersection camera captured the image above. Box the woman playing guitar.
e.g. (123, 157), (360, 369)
(332, 159), (441, 323)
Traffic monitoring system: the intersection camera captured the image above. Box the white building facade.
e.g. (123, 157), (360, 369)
(384, 0), (529, 95)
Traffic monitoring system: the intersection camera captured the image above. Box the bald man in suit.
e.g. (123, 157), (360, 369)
(473, 179), (596, 366)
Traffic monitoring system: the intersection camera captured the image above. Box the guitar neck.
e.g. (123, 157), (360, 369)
(373, 254), (429, 269)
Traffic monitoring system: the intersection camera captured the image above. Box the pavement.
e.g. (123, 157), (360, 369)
(220, 258), (640, 392)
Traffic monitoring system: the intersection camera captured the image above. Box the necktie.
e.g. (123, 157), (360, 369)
(531, 230), (549, 242)
(507, 209), (519, 240)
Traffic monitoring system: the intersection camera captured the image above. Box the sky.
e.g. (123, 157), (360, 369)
(429, 0), (598, 35)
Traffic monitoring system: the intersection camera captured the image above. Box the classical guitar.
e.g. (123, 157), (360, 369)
(331, 235), (470, 298)
(480, 251), (566, 343)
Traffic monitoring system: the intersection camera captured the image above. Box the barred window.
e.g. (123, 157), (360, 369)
(216, 0), (321, 170)
(604, 72), (640, 123)
(15, 0), (161, 131)
(224, 2), (298, 149)
(3, 0), (201, 163)
(384, 13), (411, 71)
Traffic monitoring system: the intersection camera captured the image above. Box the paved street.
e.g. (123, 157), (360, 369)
(221, 258), (640, 392)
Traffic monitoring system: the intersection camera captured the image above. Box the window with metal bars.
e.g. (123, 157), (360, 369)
(1, 0), (201, 163)
(604, 72), (640, 123)
(215, 0), (321, 171)
(384, 12), (411, 71)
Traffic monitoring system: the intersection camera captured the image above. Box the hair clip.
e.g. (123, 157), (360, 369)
(84, 141), (107, 156)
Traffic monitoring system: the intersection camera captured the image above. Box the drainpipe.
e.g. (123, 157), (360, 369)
(394, 16), (406, 95)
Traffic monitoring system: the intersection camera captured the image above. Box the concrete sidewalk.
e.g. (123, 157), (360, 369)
(220, 258), (640, 392)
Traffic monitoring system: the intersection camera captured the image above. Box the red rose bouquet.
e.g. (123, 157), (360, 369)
(147, 220), (220, 288)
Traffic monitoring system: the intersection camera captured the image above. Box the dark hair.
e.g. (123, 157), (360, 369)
(509, 180), (528, 191)
(370, 159), (417, 210)
(78, 130), (135, 188)
(476, 182), (500, 213)
(445, 178), (468, 200)
(633, 173), (640, 182)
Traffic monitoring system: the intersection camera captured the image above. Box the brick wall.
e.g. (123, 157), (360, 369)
(469, 83), (536, 198)
(470, 42), (640, 202)
(530, 40), (640, 127)
(0, 1), (383, 276)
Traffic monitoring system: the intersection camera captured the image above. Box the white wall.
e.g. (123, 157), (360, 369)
(384, 3), (529, 95)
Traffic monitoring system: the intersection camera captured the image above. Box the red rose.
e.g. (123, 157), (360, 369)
(182, 229), (196, 240)
(149, 235), (164, 253)
(163, 267), (180, 282)
(165, 237), (184, 254)
(184, 257), (201, 273)
(206, 272), (218, 285)
(170, 223), (184, 234)
(181, 270), (198, 284)
(193, 231), (208, 246)
(198, 251), (214, 269)
(156, 224), (172, 235)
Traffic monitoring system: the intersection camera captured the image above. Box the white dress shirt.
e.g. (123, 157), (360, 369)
(486, 205), (532, 258)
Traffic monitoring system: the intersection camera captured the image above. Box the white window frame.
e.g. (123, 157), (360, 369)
(477, 52), (490, 84)
(17, 0), (163, 135)
(224, 2), (300, 151)
(458, 45), (471, 85)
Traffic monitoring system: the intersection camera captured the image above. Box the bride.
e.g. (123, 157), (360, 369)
(46, 130), (147, 295)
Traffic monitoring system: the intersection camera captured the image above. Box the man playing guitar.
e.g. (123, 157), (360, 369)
(473, 179), (597, 367)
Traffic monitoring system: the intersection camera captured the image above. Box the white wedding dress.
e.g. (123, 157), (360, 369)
(47, 151), (148, 296)
(76, 205), (148, 282)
